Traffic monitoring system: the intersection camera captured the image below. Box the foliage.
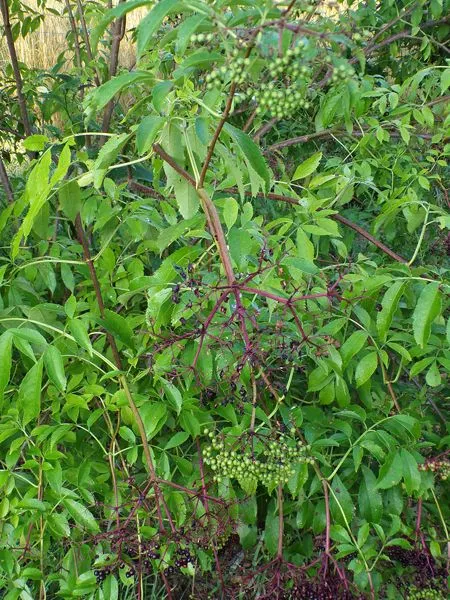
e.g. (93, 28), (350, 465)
(0, 0), (449, 599)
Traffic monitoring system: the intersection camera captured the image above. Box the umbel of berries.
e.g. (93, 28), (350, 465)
(203, 429), (313, 493)
(206, 55), (251, 89)
(331, 63), (354, 84)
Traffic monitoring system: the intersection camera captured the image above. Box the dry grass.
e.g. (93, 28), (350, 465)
(0, 0), (148, 70)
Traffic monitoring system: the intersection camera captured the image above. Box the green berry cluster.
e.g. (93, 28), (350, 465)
(254, 84), (310, 118)
(419, 458), (450, 481)
(331, 63), (354, 84)
(407, 585), (446, 600)
(203, 429), (312, 491)
(267, 46), (308, 79)
(206, 56), (251, 88)
(190, 32), (215, 44)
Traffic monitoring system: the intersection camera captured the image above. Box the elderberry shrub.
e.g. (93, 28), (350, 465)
(203, 429), (312, 493)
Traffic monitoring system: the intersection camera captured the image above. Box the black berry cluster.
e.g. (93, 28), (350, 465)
(94, 567), (111, 584)
(174, 546), (193, 568)
(386, 546), (436, 575)
(203, 429), (312, 491)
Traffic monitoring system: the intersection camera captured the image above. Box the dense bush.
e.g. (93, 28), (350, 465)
(0, 0), (449, 598)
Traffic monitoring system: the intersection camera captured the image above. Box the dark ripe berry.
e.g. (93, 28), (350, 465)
(94, 570), (100, 576)
(126, 569), (134, 578)
(173, 284), (180, 292)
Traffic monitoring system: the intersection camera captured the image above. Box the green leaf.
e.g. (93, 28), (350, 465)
(377, 281), (405, 342)
(23, 134), (48, 151)
(441, 68), (450, 93)
(160, 379), (183, 414)
(330, 475), (354, 525)
(357, 522), (370, 548)
(0, 332), (13, 405)
(330, 524), (352, 543)
(102, 575), (119, 600)
(173, 176), (199, 219)
(223, 197), (239, 230)
(355, 351), (378, 388)
(59, 180), (82, 223)
(12, 151), (51, 258)
(412, 282), (441, 348)
(140, 402), (167, 440)
(359, 466), (382, 523)
(152, 81), (173, 113)
(136, 115), (164, 155)
(400, 449), (421, 494)
(101, 309), (135, 350)
(50, 143), (71, 186)
(61, 263), (75, 293)
(340, 330), (368, 366)
(425, 361), (441, 387)
(68, 319), (93, 356)
(296, 227), (315, 261)
(19, 359), (43, 426)
(264, 502), (279, 556)
(44, 346), (67, 392)
(224, 123), (271, 193)
(137, 0), (183, 58)
(93, 133), (131, 188)
(63, 499), (99, 532)
(164, 431), (190, 450)
(84, 72), (154, 114)
(292, 152), (322, 181)
(377, 452), (403, 490)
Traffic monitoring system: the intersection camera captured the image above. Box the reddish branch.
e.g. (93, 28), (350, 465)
(267, 129), (335, 151)
(259, 191), (408, 264)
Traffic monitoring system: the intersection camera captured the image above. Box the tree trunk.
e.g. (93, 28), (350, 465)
(0, 0), (32, 137)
